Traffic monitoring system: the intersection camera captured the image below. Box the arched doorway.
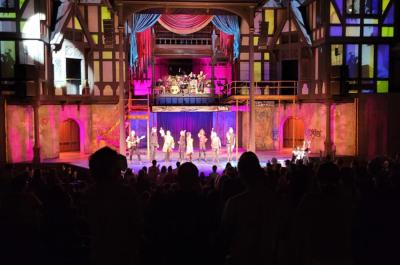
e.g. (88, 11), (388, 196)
(283, 117), (304, 148)
(59, 119), (80, 152)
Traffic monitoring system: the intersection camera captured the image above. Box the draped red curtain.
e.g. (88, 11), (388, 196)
(220, 31), (234, 59)
(133, 28), (153, 80)
(158, 14), (214, 35)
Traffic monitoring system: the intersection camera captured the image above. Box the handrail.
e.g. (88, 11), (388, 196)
(222, 80), (298, 97)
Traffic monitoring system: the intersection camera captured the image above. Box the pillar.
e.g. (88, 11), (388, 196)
(324, 100), (333, 156)
(118, 6), (126, 155)
(33, 83), (41, 165)
(248, 7), (256, 152)
(0, 96), (6, 166)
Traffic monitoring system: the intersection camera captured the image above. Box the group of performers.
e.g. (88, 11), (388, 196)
(126, 127), (236, 164)
(292, 140), (311, 163)
(156, 71), (210, 95)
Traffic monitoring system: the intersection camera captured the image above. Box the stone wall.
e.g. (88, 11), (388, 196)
(6, 104), (119, 162)
(241, 102), (356, 156)
(6, 105), (34, 162)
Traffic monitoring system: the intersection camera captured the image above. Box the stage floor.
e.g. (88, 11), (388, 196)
(46, 149), (293, 175)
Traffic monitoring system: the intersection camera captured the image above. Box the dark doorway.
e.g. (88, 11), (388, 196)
(281, 60), (298, 95)
(66, 58), (81, 94)
(281, 60), (298, 81)
(59, 119), (80, 152)
(168, 59), (192, 76)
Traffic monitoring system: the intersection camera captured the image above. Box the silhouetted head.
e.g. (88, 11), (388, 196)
(318, 162), (340, 187)
(177, 162), (199, 191)
(238, 152), (263, 187)
(176, 161), (181, 168)
(212, 165), (217, 172)
(152, 160), (157, 166)
(89, 147), (120, 182)
(118, 154), (128, 172)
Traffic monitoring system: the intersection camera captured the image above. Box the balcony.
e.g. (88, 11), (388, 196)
(221, 80), (298, 104)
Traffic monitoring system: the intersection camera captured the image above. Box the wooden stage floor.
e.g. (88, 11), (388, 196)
(46, 149), (294, 175)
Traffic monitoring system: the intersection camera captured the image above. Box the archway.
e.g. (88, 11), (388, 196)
(283, 117), (304, 148)
(59, 119), (80, 152)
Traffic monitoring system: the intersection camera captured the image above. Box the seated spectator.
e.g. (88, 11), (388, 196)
(220, 152), (280, 265)
(148, 160), (160, 183)
(86, 147), (142, 265)
(292, 162), (353, 265)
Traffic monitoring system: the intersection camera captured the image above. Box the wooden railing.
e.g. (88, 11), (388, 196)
(222, 80), (298, 97)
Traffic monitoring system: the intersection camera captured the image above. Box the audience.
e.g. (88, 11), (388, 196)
(1, 148), (399, 265)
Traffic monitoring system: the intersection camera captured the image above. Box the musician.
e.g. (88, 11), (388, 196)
(198, 129), (208, 162)
(160, 128), (175, 163)
(178, 130), (186, 162)
(150, 127), (159, 161)
(186, 132), (194, 162)
(226, 127), (235, 162)
(197, 71), (207, 93)
(211, 131), (221, 164)
(126, 130), (141, 162)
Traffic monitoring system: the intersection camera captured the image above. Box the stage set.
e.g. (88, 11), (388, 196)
(1, 0), (399, 168)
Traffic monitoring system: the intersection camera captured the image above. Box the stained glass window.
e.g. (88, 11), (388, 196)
(381, 26), (394, 37)
(346, 18), (360, 24)
(330, 3), (341, 24)
(382, 0), (390, 13)
(264, 9), (274, 34)
(377, 80), (389, 93)
(330, 26), (343, 36)
(377, 45), (389, 78)
(346, 26), (361, 36)
(365, 0), (379, 15)
(331, 44), (343, 66)
(363, 26), (378, 36)
(383, 5), (394, 24)
(0, 41), (16, 78)
(346, 44), (359, 78)
(346, 0), (360, 14)
(334, 0), (344, 16)
(361, 44), (374, 78)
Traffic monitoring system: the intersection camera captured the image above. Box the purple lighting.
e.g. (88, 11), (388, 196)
(330, 26), (343, 37)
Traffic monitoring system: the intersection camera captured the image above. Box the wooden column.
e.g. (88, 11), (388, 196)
(118, 6), (126, 155)
(33, 81), (41, 165)
(0, 96), (6, 166)
(324, 100), (333, 156)
(248, 7), (256, 152)
(235, 99), (239, 161)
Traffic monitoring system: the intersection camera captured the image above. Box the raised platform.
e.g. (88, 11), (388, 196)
(46, 149), (293, 175)
(154, 93), (219, 105)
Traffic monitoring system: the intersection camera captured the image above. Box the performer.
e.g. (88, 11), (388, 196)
(126, 130), (143, 163)
(226, 127), (235, 162)
(178, 130), (186, 162)
(211, 131), (221, 164)
(149, 127), (159, 161)
(198, 128), (208, 162)
(160, 128), (175, 163)
(197, 70), (207, 93)
(186, 132), (194, 162)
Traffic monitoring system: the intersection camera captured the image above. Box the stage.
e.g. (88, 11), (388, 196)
(46, 149), (294, 175)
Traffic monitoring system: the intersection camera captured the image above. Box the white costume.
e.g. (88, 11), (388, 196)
(160, 128), (175, 162)
(186, 133), (194, 155)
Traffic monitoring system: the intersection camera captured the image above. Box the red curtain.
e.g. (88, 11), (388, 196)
(220, 31), (234, 59)
(133, 28), (153, 80)
(158, 14), (213, 35)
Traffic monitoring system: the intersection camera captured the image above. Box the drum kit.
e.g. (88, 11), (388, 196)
(158, 72), (210, 95)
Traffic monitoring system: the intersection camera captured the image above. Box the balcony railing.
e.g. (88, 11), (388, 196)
(222, 80), (298, 97)
(155, 38), (212, 46)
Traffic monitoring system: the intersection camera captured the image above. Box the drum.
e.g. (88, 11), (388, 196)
(170, 85), (180, 94)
